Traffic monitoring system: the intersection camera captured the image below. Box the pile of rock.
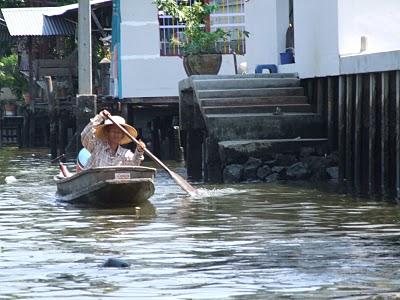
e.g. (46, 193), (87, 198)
(222, 147), (339, 183)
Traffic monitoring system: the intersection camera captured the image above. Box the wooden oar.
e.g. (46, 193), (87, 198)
(105, 113), (198, 196)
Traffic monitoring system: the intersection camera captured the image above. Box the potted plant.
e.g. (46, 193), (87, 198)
(154, 0), (231, 75)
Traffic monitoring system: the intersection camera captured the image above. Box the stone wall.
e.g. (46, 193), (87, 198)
(220, 141), (339, 183)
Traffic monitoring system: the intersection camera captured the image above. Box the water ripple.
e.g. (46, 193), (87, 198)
(0, 148), (400, 298)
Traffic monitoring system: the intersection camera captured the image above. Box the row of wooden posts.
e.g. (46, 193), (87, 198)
(305, 70), (400, 201)
(7, 69), (400, 202)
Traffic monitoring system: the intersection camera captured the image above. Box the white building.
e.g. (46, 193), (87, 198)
(111, 0), (400, 99)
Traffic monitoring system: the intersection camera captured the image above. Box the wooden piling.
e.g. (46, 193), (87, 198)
(306, 79), (315, 109)
(173, 126), (184, 162)
(317, 77), (324, 115)
(204, 136), (222, 183)
(45, 76), (57, 159)
(345, 75), (353, 187)
(327, 77), (335, 152)
(381, 72), (389, 197)
(338, 76), (346, 184)
(354, 74), (362, 195)
(58, 117), (67, 157)
(302, 71), (400, 200)
(152, 118), (161, 157)
(28, 37), (35, 147)
(368, 74), (377, 195)
(396, 71), (400, 201)
(186, 129), (203, 180)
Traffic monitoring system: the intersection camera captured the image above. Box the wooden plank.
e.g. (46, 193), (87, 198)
(45, 76), (58, 159)
(28, 37), (35, 147)
(317, 77), (324, 115)
(396, 71), (400, 201)
(39, 68), (71, 78)
(327, 77), (335, 152)
(338, 76), (346, 183)
(307, 79), (315, 109)
(179, 89), (194, 131)
(346, 75), (353, 186)
(381, 72), (389, 197)
(354, 74), (362, 195)
(37, 59), (73, 68)
(368, 74), (376, 195)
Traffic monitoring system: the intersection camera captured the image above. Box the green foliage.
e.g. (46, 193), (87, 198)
(154, 0), (229, 55)
(0, 54), (28, 102)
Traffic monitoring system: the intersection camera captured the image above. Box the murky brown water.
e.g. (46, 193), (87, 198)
(1, 147), (400, 299)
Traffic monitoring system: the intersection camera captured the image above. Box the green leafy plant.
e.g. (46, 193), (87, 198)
(0, 54), (28, 103)
(154, 0), (230, 55)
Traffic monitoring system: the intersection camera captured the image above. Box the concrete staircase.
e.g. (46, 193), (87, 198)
(178, 73), (328, 182)
(190, 73), (325, 140)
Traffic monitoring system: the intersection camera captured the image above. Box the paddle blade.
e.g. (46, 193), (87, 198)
(168, 170), (198, 196)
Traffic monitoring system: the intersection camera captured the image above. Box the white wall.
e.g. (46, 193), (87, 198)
(276, 0), (290, 58)
(243, 0), (279, 73)
(117, 0), (400, 96)
(119, 0), (257, 98)
(338, 0), (400, 56)
(119, 1), (186, 98)
(118, 0), (281, 97)
(293, 0), (340, 78)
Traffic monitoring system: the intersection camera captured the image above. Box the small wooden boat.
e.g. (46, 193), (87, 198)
(56, 166), (156, 208)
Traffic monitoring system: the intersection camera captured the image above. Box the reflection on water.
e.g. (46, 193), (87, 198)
(1, 147), (400, 299)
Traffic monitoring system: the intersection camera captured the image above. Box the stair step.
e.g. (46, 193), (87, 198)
(194, 78), (300, 90)
(220, 138), (328, 146)
(206, 112), (317, 118)
(190, 73), (299, 81)
(203, 104), (312, 114)
(200, 96), (308, 106)
(197, 87), (305, 99)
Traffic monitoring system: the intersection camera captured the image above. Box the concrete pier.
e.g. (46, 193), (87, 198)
(179, 74), (327, 183)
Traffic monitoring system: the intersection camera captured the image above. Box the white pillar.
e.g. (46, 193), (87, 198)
(78, 0), (92, 94)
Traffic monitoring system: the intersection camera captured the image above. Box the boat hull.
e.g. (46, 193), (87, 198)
(56, 166), (156, 208)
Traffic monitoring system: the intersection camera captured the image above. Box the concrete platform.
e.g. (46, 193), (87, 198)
(202, 104), (312, 114)
(197, 87), (304, 99)
(200, 96), (308, 106)
(193, 78), (301, 90)
(205, 113), (325, 140)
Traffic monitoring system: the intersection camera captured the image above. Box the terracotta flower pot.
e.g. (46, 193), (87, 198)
(183, 54), (222, 76)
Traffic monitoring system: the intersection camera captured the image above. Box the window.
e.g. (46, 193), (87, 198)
(158, 0), (246, 56)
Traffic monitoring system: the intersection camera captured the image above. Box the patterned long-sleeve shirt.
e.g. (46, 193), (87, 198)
(81, 114), (144, 169)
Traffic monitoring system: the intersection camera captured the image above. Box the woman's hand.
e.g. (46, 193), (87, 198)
(136, 140), (146, 154)
(99, 109), (111, 120)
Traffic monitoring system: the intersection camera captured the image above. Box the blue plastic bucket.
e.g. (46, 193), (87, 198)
(280, 52), (294, 64)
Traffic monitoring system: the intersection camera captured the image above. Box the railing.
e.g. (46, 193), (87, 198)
(159, 0), (246, 56)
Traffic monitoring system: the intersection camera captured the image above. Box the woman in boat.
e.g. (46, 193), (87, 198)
(81, 109), (146, 169)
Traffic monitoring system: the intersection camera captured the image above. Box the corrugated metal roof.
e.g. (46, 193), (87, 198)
(2, 7), (75, 36)
(1, 0), (111, 37)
